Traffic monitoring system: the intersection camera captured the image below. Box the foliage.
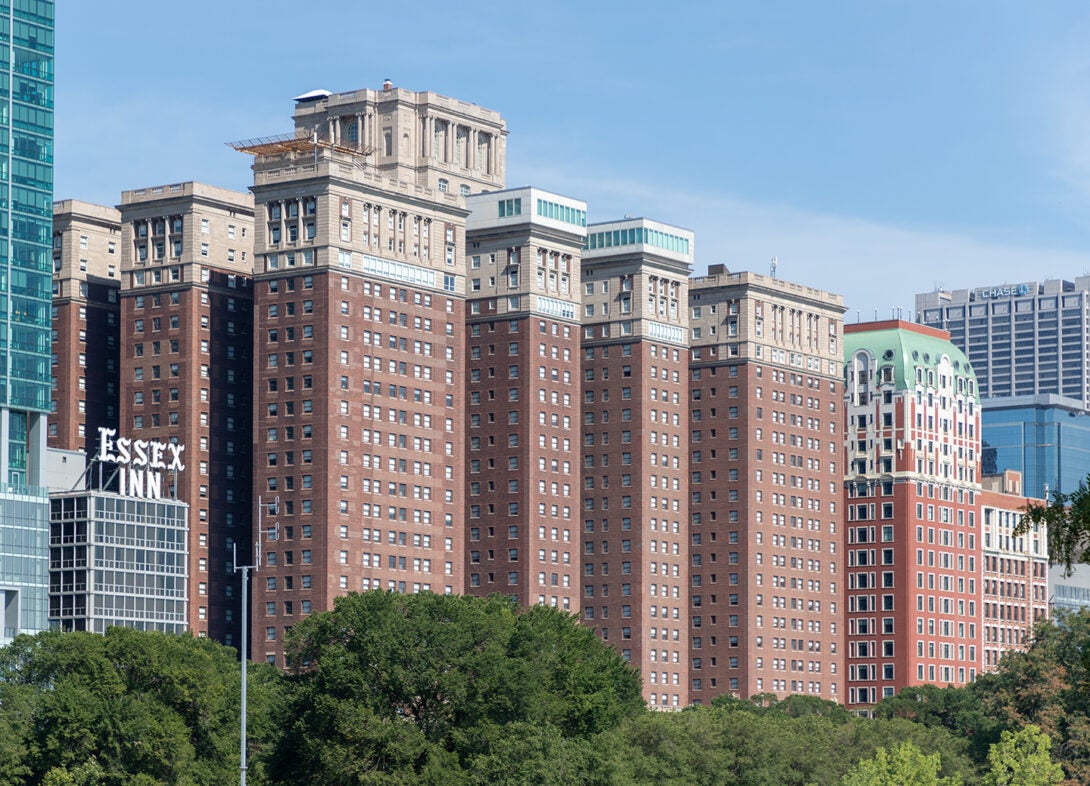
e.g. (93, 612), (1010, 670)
(268, 591), (642, 784)
(985, 725), (1064, 786)
(1017, 479), (1090, 576)
(876, 684), (1001, 762)
(6, 598), (1090, 785)
(0, 626), (278, 786)
(840, 741), (962, 786)
(615, 694), (976, 786)
(973, 612), (1090, 784)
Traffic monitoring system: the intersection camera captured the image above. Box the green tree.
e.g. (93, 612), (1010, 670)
(40, 757), (106, 786)
(270, 591), (642, 784)
(972, 612), (1090, 782)
(1018, 478), (1090, 575)
(876, 684), (1001, 763)
(840, 741), (962, 786)
(985, 725), (1063, 786)
(0, 627), (277, 786)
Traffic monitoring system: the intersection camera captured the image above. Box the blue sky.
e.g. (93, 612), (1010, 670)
(56, 2), (1090, 318)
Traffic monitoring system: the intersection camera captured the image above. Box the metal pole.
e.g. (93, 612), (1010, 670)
(236, 498), (262, 786)
(240, 564), (249, 786)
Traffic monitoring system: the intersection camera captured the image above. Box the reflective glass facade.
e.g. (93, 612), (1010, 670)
(981, 397), (1090, 499)
(0, 1), (53, 641)
(2, 1), (54, 415)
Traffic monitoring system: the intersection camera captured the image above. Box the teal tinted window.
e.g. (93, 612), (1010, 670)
(583, 226), (689, 256)
(498, 197), (521, 218)
(1, 0), (53, 412)
(535, 198), (586, 227)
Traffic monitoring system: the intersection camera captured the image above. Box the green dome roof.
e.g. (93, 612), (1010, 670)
(844, 324), (975, 391)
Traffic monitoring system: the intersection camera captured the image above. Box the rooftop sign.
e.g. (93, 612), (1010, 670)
(975, 283), (1032, 300)
(96, 428), (184, 500)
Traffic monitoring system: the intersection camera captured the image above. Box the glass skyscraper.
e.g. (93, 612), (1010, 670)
(980, 395), (1090, 500)
(0, 0), (54, 643)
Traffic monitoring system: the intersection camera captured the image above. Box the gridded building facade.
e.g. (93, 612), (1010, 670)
(245, 82), (504, 665)
(916, 279), (1090, 407)
(118, 182), (255, 645)
(49, 490), (188, 634)
(49, 200), (121, 457)
(463, 188), (586, 610)
(843, 321), (982, 710)
(687, 267), (845, 703)
(581, 218), (692, 709)
(979, 470), (1048, 672)
(0, 0), (55, 644)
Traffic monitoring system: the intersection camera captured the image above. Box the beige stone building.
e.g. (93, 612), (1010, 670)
(290, 81), (506, 197)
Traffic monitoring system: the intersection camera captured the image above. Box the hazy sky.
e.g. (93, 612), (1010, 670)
(55, 2), (1090, 318)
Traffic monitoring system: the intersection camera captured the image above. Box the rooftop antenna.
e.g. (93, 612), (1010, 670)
(265, 496), (280, 542)
(770, 256), (777, 279)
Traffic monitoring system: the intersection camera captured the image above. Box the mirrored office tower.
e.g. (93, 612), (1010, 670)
(0, 0), (54, 645)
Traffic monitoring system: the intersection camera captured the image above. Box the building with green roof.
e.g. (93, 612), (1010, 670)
(842, 320), (982, 711)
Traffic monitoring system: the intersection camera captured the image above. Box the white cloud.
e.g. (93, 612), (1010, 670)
(511, 163), (1090, 319)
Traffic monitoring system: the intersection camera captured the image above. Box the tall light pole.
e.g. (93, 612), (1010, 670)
(234, 496), (268, 786)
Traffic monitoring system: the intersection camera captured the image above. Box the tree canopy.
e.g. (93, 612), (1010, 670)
(0, 592), (1083, 784)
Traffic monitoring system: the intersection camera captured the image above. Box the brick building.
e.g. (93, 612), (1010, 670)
(843, 320), (982, 710)
(687, 266), (845, 703)
(979, 470), (1048, 671)
(580, 218), (693, 708)
(50, 200), (121, 457)
(462, 187), (586, 610)
(242, 83), (505, 665)
(118, 182), (255, 645)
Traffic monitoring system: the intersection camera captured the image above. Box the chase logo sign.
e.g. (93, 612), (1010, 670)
(976, 283), (1032, 300)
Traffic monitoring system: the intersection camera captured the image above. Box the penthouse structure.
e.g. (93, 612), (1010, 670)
(49, 200), (121, 457)
(241, 82), (505, 666)
(118, 182), (255, 645)
(687, 266), (845, 703)
(462, 188), (586, 609)
(843, 321), (982, 711)
(979, 470), (1048, 671)
(290, 79), (506, 196)
(580, 218), (693, 708)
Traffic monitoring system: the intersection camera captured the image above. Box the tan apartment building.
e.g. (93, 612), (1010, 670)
(243, 83), (505, 665)
(118, 182), (255, 645)
(581, 218), (693, 708)
(50, 200), (121, 458)
(979, 470), (1048, 671)
(687, 267), (845, 703)
(463, 187), (586, 610)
